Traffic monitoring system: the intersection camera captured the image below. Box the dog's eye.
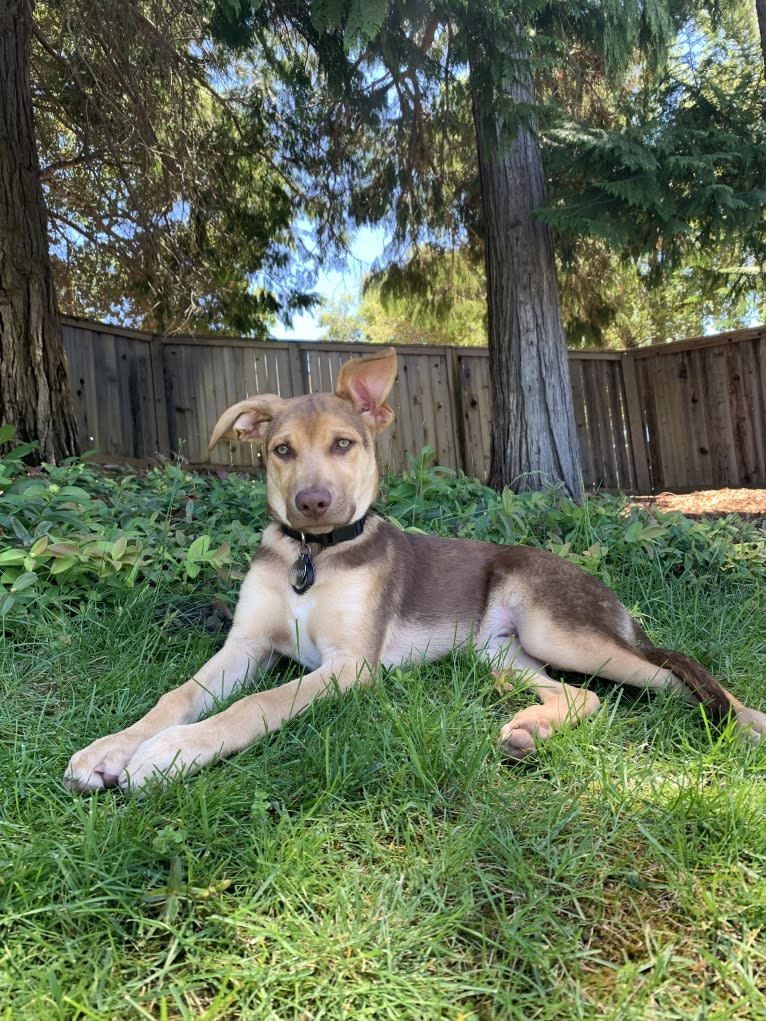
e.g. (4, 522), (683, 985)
(273, 443), (292, 458)
(334, 438), (353, 452)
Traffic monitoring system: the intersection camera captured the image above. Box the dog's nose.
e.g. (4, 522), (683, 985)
(295, 486), (333, 520)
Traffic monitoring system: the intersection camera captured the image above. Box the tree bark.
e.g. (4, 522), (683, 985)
(0, 0), (78, 462)
(471, 65), (582, 498)
(756, 0), (766, 82)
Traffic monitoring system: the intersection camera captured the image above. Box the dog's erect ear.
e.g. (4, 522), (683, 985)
(208, 396), (286, 449)
(335, 347), (397, 434)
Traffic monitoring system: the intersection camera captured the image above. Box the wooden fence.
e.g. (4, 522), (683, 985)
(61, 318), (766, 493)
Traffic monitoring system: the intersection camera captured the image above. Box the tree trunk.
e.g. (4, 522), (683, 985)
(471, 65), (582, 499)
(756, 0), (766, 82)
(0, 0), (78, 462)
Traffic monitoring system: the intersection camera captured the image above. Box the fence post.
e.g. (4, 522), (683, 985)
(621, 351), (652, 492)
(149, 334), (172, 456)
(444, 347), (469, 475)
(288, 344), (308, 396)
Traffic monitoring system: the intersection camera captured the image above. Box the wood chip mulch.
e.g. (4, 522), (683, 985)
(630, 488), (766, 523)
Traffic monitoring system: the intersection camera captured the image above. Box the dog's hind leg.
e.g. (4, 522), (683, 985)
(509, 607), (766, 749)
(485, 637), (601, 760)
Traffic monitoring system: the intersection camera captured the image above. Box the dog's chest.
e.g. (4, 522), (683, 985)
(281, 588), (324, 669)
(275, 576), (369, 669)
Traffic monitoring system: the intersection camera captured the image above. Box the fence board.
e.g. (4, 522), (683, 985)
(620, 354), (651, 492)
(568, 359), (593, 485)
(601, 359), (625, 489)
(455, 351), (491, 480)
(62, 324), (99, 451)
(61, 317), (766, 493)
(728, 340), (765, 485)
(590, 360), (617, 487)
(680, 348), (710, 487)
(645, 350), (689, 487)
(397, 351), (459, 469)
(608, 358), (636, 491)
(63, 322), (159, 458)
(568, 352), (638, 491)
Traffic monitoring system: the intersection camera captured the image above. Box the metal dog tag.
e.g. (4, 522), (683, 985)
(290, 546), (315, 595)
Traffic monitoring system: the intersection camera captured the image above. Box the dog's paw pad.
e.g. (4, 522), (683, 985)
(499, 717), (551, 760)
(91, 761), (122, 787)
(63, 734), (143, 792)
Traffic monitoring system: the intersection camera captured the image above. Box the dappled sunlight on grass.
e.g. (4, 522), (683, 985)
(1, 454), (765, 1017)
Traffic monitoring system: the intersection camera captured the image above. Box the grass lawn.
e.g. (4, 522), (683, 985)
(1, 454), (765, 1019)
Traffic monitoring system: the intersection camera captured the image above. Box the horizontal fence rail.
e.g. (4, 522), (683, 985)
(61, 318), (766, 493)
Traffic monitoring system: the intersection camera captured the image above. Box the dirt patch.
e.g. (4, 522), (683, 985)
(630, 488), (766, 523)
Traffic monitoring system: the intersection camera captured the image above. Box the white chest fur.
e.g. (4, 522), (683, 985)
(283, 588), (324, 669)
(241, 542), (385, 670)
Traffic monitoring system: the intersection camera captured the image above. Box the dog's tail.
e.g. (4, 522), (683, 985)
(641, 644), (734, 720)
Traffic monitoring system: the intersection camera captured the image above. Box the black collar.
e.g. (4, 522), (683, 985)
(280, 515), (367, 548)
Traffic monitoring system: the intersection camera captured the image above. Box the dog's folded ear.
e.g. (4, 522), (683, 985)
(208, 396), (285, 449)
(335, 347), (397, 434)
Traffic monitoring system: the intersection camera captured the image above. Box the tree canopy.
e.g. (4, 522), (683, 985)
(31, 0), (315, 336)
(320, 2), (766, 349)
(6, 0), (766, 483)
(27, 1), (765, 348)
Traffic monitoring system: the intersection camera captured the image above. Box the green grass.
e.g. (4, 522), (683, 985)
(1, 458), (766, 1019)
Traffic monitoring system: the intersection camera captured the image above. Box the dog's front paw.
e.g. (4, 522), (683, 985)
(64, 731), (145, 792)
(118, 725), (220, 792)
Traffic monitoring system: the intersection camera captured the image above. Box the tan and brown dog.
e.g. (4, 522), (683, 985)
(65, 347), (765, 792)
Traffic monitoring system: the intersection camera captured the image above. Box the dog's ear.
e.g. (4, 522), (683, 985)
(208, 396), (285, 449)
(335, 347), (397, 434)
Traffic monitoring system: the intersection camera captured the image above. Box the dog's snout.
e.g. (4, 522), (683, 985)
(295, 486), (333, 520)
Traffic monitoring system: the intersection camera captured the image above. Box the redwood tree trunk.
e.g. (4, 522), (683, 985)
(471, 65), (582, 499)
(0, 0), (78, 462)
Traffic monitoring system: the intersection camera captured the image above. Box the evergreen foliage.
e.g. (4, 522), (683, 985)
(541, 5), (766, 344)
(320, 1), (765, 348)
(540, 20), (766, 269)
(32, 1), (315, 336)
(358, 244), (487, 346)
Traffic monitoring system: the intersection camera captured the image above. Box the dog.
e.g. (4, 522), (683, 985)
(65, 347), (765, 792)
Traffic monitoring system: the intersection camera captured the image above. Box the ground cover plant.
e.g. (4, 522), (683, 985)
(1, 439), (765, 1020)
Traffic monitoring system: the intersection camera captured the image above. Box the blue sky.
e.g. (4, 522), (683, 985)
(272, 225), (386, 341)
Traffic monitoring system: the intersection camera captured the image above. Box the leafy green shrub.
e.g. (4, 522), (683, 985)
(379, 448), (765, 588)
(0, 431), (268, 616)
(0, 438), (762, 621)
